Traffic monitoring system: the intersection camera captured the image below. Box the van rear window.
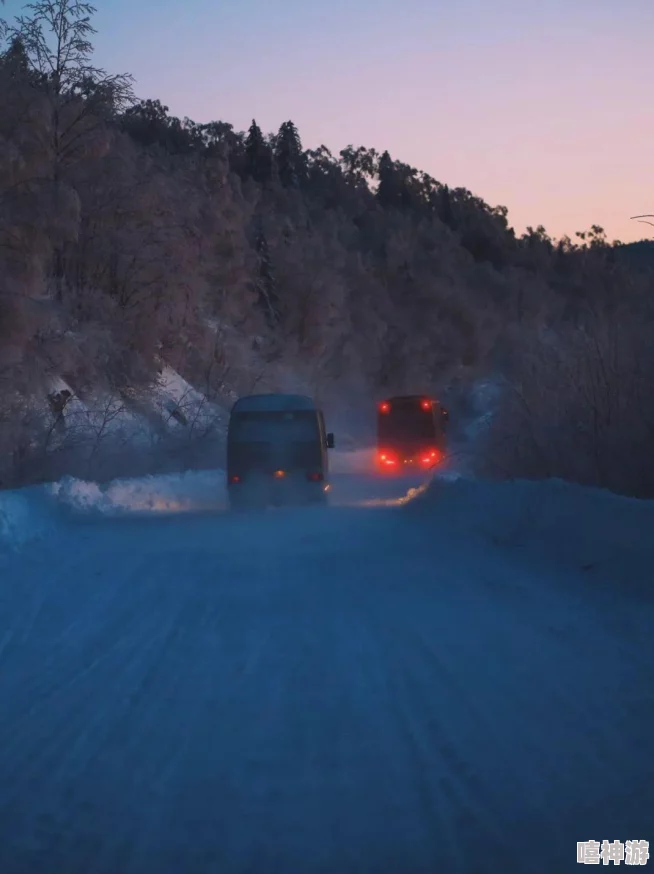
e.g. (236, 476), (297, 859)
(229, 410), (320, 442)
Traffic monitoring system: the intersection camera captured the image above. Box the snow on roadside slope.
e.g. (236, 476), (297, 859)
(40, 367), (228, 454)
(45, 376), (147, 448)
(150, 366), (226, 436)
(409, 473), (654, 593)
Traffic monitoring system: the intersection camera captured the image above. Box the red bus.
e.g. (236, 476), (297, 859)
(376, 395), (448, 473)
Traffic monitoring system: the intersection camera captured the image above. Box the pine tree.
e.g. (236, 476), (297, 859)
(377, 150), (400, 208)
(0, 35), (32, 80)
(439, 185), (455, 228)
(244, 120), (273, 185)
(274, 120), (306, 188)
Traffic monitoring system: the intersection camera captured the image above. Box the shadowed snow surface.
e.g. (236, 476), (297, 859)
(0, 460), (652, 874)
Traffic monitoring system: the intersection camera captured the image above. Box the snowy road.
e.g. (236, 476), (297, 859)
(0, 469), (652, 874)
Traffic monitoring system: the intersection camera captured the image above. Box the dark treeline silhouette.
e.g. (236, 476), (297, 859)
(1, 1), (653, 495)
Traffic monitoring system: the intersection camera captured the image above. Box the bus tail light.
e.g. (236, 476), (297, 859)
(420, 448), (441, 466)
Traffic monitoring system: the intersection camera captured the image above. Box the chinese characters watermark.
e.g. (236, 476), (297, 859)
(577, 840), (649, 866)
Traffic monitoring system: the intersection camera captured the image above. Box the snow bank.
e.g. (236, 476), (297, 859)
(463, 378), (501, 442)
(0, 468), (228, 550)
(49, 469), (226, 517)
(408, 474), (654, 589)
(0, 486), (58, 551)
(440, 377), (502, 477)
(4, 445), (653, 597)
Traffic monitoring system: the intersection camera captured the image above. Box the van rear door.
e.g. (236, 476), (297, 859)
(228, 410), (323, 474)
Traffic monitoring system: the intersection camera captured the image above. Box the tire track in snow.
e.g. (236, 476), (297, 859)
(0, 495), (652, 873)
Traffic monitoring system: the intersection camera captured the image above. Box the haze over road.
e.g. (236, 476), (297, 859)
(0, 467), (652, 873)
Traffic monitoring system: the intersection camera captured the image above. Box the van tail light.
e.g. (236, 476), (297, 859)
(307, 472), (323, 481)
(379, 402), (390, 413)
(421, 399), (432, 411)
(229, 474), (241, 484)
(378, 450), (398, 467)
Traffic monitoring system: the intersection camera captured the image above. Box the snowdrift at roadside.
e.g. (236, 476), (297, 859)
(0, 486), (60, 551)
(2, 454), (653, 597)
(408, 473), (654, 590)
(49, 469), (226, 517)
(0, 446), (380, 550)
(0, 469), (226, 550)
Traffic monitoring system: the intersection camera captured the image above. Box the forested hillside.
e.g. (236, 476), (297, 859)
(1, 1), (653, 496)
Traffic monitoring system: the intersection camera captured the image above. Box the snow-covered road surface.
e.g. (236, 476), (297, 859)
(0, 468), (652, 874)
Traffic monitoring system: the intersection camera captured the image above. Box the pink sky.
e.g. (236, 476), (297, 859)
(20, 0), (652, 243)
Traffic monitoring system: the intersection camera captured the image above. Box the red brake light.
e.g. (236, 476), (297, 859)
(421, 399), (432, 411)
(421, 448), (441, 465)
(307, 472), (323, 481)
(379, 401), (390, 413)
(229, 475), (240, 484)
(378, 450), (397, 466)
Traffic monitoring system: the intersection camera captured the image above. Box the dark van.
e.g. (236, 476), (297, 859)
(376, 395), (448, 473)
(226, 394), (335, 509)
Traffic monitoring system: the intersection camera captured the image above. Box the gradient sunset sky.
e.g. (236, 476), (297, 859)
(4, 0), (653, 243)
